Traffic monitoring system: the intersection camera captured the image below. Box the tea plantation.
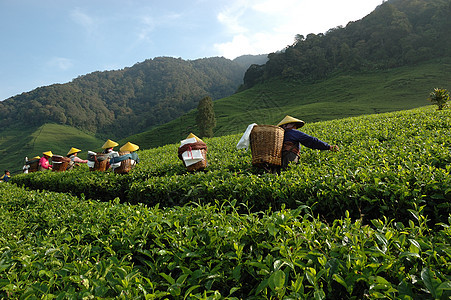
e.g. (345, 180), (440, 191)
(1, 106), (450, 299)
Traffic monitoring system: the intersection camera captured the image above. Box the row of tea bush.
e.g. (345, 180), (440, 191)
(11, 106), (451, 225)
(1, 183), (450, 299)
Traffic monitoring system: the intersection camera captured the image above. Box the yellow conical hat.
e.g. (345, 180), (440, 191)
(277, 115), (305, 128)
(186, 133), (203, 142)
(43, 151), (53, 157)
(120, 142), (139, 152)
(102, 139), (119, 149)
(67, 147), (81, 156)
(32, 156), (41, 160)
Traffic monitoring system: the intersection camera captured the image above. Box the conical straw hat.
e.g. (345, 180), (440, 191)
(186, 133), (203, 142)
(277, 115), (305, 128)
(102, 139), (119, 149)
(120, 142), (139, 152)
(43, 151), (53, 157)
(67, 147), (81, 156)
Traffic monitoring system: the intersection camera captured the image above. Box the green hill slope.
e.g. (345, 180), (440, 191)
(123, 58), (451, 149)
(0, 124), (104, 172)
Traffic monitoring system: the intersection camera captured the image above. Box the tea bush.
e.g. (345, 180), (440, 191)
(1, 184), (450, 299)
(11, 106), (450, 225)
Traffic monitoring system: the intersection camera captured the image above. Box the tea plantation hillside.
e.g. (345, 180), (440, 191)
(0, 123), (104, 173)
(3, 106), (450, 298)
(11, 106), (450, 223)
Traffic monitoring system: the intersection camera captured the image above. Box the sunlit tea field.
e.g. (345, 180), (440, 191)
(2, 106), (450, 299)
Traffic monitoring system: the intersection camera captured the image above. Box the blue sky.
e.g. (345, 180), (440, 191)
(0, 0), (383, 101)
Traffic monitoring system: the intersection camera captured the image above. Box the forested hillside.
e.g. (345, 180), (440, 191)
(0, 55), (267, 138)
(242, 0), (451, 89)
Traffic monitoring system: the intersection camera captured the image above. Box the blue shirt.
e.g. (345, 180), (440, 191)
(284, 129), (330, 150)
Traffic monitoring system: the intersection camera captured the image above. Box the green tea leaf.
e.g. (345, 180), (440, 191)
(269, 270), (286, 291)
(421, 267), (440, 299)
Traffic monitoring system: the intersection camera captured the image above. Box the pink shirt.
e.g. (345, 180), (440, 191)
(39, 156), (52, 169)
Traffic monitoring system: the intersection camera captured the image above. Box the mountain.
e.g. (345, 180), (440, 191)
(242, 0), (451, 89)
(121, 58), (451, 149)
(0, 55), (267, 139)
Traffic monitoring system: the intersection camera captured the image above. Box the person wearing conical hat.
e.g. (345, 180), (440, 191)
(109, 142), (140, 172)
(186, 133), (203, 142)
(66, 147), (88, 170)
(39, 151), (53, 171)
(0, 170), (11, 182)
(118, 142), (140, 167)
(177, 133), (207, 171)
(277, 115), (339, 169)
(23, 155), (40, 173)
(101, 139), (119, 154)
(119, 142), (139, 152)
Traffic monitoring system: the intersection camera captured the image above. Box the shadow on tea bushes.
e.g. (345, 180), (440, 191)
(11, 168), (134, 203)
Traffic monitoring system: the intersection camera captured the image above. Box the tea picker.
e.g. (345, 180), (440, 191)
(23, 155), (41, 173)
(277, 115), (339, 170)
(109, 142), (140, 174)
(87, 139), (118, 171)
(66, 147), (88, 170)
(178, 133), (207, 171)
(237, 115), (339, 173)
(38, 151), (53, 171)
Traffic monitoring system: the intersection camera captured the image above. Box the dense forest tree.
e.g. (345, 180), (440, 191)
(196, 96), (216, 138)
(0, 55), (266, 138)
(242, 0), (451, 89)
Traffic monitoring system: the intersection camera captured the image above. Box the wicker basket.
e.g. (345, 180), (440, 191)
(89, 152), (110, 172)
(186, 149), (207, 172)
(250, 125), (284, 166)
(26, 159), (40, 173)
(52, 155), (71, 172)
(114, 151), (133, 174)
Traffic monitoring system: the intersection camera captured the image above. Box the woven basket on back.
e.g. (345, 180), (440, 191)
(26, 159), (40, 173)
(52, 155), (71, 172)
(114, 151), (133, 174)
(250, 125), (284, 166)
(186, 149), (207, 172)
(89, 152), (110, 172)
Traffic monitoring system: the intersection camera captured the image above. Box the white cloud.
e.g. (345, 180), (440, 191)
(137, 16), (156, 41)
(46, 57), (74, 71)
(70, 8), (96, 33)
(214, 0), (382, 59)
(136, 12), (182, 43)
(214, 32), (292, 59)
(217, 3), (249, 35)
(252, 0), (300, 14)
(214, 35), (250, 59)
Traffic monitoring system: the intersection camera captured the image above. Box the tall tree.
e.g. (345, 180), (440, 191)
(196, 96), (216, 138)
